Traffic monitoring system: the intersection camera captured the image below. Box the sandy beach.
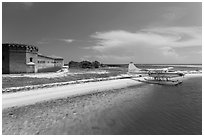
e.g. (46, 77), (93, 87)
(2, 77), (142, 109)
(3, 83), (147, 135)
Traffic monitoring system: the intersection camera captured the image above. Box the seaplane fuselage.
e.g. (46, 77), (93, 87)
(128, 62), (185, 78)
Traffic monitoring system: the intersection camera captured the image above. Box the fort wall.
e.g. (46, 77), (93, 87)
(37, 55), (64, 72)
(54, 58), (64, 67)
(2, 43), (64, 74)
(37, 55), (55, 70)
(9, 50), (27, 73)
(26, 47), (38, 73)
(2, 46), (10, 74)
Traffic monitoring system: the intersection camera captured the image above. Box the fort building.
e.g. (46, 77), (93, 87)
(2, 43), (64, 74)
(37, 54), (64, 73)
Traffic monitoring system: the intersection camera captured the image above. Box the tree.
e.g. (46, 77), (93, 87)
(80, 61), (93, 68)
(92, 61), (100, 68)
(69, 61), (80, 68)
(69, 60), (102, 69)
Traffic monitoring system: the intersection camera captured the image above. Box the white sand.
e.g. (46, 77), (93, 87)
(2, 78), (142, 109)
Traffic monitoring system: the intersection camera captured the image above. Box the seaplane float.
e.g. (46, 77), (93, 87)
(127, 62), (185, 86)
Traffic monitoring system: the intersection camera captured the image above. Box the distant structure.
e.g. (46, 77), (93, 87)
(2, 43), (64, 74)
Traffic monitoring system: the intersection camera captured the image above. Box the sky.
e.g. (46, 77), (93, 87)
(2, 2), (202, 64)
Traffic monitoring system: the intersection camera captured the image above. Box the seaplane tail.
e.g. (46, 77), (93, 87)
(128, 62), (141, 73)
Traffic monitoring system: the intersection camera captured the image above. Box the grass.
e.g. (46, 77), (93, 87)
(2, 67), (127, 89)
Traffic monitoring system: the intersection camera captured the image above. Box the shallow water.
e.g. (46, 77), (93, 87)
(48, 76), (202, 135)
(112, 76), (202, 135)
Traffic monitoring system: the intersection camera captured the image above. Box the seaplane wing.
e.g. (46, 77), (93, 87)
(139, 67), (174, 73)
(148, 72), (184, 78)
(128, 62), (184, 77)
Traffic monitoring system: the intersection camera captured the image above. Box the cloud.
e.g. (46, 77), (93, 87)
(88, 26), (201, 63)
(21, 2), (34, 9)
(161, 6), (186, 23)
(160, 47), (179, 58)
(22, 2), (33, 7)
(37, 38), (76, 46)
(59, 39), (75, 43)
(37, 41), (49, 45)
(141, 26), (201, 47)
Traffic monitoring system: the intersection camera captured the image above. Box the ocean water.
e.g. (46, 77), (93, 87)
(135, 64), (202, 71)
(113, 76), (202, 135)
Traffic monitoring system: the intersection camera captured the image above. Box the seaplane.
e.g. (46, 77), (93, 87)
(128, 62), (185, 86)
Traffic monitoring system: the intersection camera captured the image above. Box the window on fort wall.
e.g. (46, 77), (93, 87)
(30, 57), (33, 62)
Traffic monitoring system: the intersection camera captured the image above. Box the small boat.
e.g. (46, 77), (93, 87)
(138, 78), (182, 86)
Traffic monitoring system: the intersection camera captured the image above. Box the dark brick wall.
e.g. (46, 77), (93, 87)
(9, 50), (27, 73)
(2, 46), (10, 74)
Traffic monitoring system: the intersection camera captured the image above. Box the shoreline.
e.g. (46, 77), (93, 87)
(2, 73), (202, 110)
(3, 73), (202, 93)
(2, 75), (131, 93)
(2, 78), (143, 109)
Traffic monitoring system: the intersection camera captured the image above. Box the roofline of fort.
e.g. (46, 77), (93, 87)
(38, 54), (63, 60)
(3, 43), (63, 60)
(2, 43), (39, 50)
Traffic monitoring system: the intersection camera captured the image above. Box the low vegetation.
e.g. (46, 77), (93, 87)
(68, 60), (102, 69)
(2, 67), (128, 89)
